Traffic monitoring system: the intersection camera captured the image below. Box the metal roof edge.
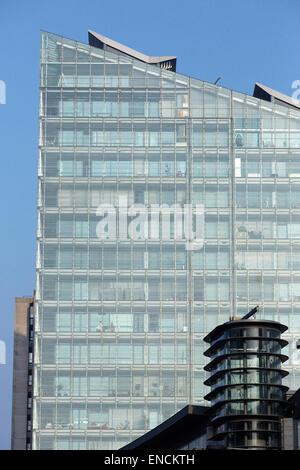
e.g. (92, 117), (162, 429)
(88, 30), (176, 64)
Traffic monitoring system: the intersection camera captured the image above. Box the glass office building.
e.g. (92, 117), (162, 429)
(34, 30), (300, 449)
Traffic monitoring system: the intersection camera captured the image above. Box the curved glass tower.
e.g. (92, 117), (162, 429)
(203, 318), (289, 449)
(34, 30), (300, 450)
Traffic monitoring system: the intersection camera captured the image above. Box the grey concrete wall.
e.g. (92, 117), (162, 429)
(282, 417), (295, 450)
(11, 297), (32, 450)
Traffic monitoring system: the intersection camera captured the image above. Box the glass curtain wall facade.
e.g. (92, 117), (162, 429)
(34, 30), (300, 450)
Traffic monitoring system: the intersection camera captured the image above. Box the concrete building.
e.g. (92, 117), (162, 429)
(11, 295), (35, 450)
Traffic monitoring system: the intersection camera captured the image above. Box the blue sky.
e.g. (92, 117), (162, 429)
(0, 0), (299, 450)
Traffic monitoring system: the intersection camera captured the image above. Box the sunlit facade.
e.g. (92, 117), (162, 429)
(34, 30), (300, 450)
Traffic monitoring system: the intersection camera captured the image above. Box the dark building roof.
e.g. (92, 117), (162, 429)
(253, 82), (300, 111)
(120, 405), (210, 450)
(88, 30), (177, 71)
(203, 318), (288, 345)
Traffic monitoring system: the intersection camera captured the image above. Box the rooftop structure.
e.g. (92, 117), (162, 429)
(203, 316), (289, 449)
